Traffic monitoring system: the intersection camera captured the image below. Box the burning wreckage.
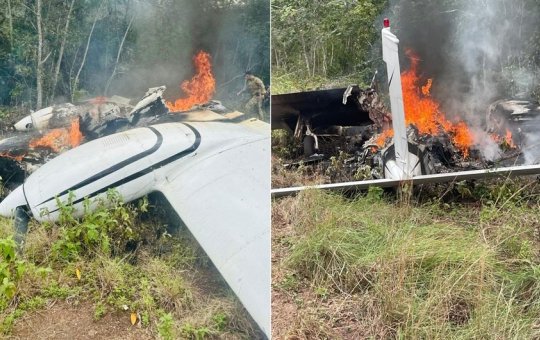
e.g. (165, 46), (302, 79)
(0, 86), (232, 180)
(272, 20), (540, 197)
(0, 52), (270, 337)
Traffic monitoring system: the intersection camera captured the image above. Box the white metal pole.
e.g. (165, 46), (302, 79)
(382, 19), (410, 179)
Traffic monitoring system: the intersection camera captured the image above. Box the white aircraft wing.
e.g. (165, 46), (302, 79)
(156, 119), (270, 337)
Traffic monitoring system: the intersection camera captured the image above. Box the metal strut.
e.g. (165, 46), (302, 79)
(271, 164), (540, 198)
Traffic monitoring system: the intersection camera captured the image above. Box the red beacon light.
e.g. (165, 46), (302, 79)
(383, 18), (390, 28)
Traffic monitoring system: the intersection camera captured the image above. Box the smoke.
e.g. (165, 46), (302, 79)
(105, 0), (202, 99)
(385, 0), (540, 160)
(106, 0), (269, 108)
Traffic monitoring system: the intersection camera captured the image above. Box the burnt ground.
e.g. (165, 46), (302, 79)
(8, 301), (154, 340)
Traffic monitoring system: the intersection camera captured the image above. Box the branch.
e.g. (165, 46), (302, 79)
(40, 51), (52, 65)
(72, 0), (106, 101)
(104, 14), (135, 95)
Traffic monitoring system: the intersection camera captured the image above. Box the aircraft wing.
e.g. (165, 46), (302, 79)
(155, 119), (271, 337)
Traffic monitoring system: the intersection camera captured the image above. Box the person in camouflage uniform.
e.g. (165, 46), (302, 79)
(237, 71), (266, 120)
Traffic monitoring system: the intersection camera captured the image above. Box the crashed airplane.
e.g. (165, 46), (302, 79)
(0, 90), (271, 337)
(272, 18), (540, 197)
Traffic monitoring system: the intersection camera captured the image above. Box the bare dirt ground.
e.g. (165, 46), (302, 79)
(8, 301), (154, 340)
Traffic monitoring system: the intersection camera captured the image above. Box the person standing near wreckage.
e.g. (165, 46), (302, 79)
(237, 71), (266, 120)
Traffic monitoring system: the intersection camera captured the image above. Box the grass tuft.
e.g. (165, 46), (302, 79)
(274, 180), (540, 338)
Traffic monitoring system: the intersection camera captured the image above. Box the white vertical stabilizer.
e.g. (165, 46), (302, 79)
(382, 22), (410, 180)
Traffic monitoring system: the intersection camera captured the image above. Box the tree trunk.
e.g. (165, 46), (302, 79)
(322, 43), (327, 77)
(50, 0), (76, 103)
(104, 14), (134, 96)
(72, 0), (104, 102)
(36, 0), (44, 109)
(7, 0), (13, 49)
(273, 45), (280, 69)
(312, 42), (317, 77)
(301, 33), (311, 76)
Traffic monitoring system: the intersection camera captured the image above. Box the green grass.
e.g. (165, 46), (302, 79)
(0, 192), (259, 338)
(273, 181), (540, 338)
(271, 69), (363, 94)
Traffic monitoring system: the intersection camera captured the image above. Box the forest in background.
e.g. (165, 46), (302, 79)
(272, 0), (387, 93)
(0, 0), (270, 110)
(272, 0), (540, 102)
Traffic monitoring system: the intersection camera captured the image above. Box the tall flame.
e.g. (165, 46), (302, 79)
(380, 49), (474, 157)
(29, 119), (82, 152)
(166, 51), (216, 112)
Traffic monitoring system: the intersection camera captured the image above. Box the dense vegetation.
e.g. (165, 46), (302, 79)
(0, 191), (259, 338)
(271, 0), (387, 93)
(273, 180), (540, 338)
(0, 0), (269, 110)
(272, 0), (540, 98)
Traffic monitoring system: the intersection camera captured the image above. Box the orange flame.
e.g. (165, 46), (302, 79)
(0, 152), (25, 162)
(504, 129), (515, 148)
(490, 129), (516, 149)
(166, 51), (216, 112)
(376, 129), (394, 148)
(69, 119), (83, 146)
(29, 119), (83, 152)
(398, 49), (473, 157)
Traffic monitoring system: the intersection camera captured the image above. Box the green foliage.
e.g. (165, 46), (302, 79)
(211, 311), (228, 331)
(93, 302), (107, 320)
(0, 189), (253, 338)
(181, 322), (211, 340)
(325, 151), (351, 183)
(271, 129), (300, 159)
(1, 1), (269, 108)
(0, 238), (26, 309)
(278, 273), (300, 292)
(158, 313), (175, 340)
(0, 236), (51, 331)
(51, 190), (146, 261)
(366, 186), (384, 202)
(272, 0), (387, 85)
(42, 281), (79, 299)
(0, 237), (52, 312)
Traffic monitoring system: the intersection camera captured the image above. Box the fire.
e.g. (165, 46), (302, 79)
(377, 49), (474, 157)
(69, 119), (83, 146)
(451, 121), (473, 158)
(29, 119), (83, 152)
(0, 152), (25, 162)
(166, 51), (216, 112)
(376, 129), (394, 148)
(490, 128), (516, 149)
(504, 129), (516, 148)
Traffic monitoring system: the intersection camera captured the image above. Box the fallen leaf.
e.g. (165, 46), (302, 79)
(130, 312), (137, 325)
(76, 268), (81, 280)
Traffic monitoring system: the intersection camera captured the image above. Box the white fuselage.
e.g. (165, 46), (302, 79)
(0, 118), (270, 337)
(24, 123), (196, 220)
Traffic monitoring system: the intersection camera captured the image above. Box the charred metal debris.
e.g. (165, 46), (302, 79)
(271, 85), (540, 185)
(0, 86), (234, 190)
